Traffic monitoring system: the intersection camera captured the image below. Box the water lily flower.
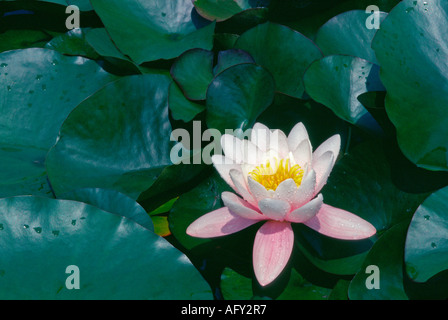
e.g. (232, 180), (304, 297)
(187, 122), (376, 286)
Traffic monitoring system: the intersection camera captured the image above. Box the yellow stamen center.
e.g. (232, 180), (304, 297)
(249, 158), (304, 191)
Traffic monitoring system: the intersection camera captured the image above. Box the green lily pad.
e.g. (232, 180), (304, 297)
(193, 0), (270, 22)
(405, 185), (448, 282)
(0, 29), (52, 53)
(372, 0), (448, 171)
(315, 10), (388, 65)
(171, 49), (214, 101)
(59, 188), (154, 232)
(0, 48), (117, 198)
(45, 28), (99, 59)
(85, 28), (130, 61)
(46, 74), (174, 200)
(0, 196), (211, 299)
(168, 82), (206, 122)
(303, 55), (384, 133)
(213, 49), (254, 75)
(206, 63), (275, 132)
(67, 0), (93, 11)
(349, 221), (409, 300)
(90, 0), (216, 64)
(234, 22), (323, 98)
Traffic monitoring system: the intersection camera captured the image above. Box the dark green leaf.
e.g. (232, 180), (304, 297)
(90, 0), (216, 64)
(46, 74), (174, 199)
(0, 196), (211, 299)
(372, 0), (448, 171)
(234, 22), (322, 98)
(206, 63), (275, 132)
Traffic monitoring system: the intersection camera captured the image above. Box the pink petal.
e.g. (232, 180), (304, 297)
(247, 177), (272, 203)
(312, 151), (335, 195)
(303, 204), (376, 240)
(221, 134), (244, 163)
(258, 198), (291, 221)
(313, 134), (341, 167)
(291, 169), (316, 209)
(229, 169), (258, 207)
(269, 129), (290, 159)
(253, 221), (294, 286)
(287, 194), (323, 223)
(291, 139), (312, 169)
(211, 155), (241, 192)
(241, 139), (264, 166)
(274, 178), (297, 204)
(221, 192), (266, 220)
(186, 207), (260, 238)
(287, 122), (310, 152)
(250, 123), (271, 152)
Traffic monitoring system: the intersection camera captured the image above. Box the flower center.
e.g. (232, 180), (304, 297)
(248, 158), (304, 191)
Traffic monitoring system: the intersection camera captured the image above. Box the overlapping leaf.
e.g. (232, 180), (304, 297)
(90, 0), (216, 64)
(0, 48), (117, 198)
(46, 74), (174, 199)
(372, 0), (448, 171)
(0, 196), (211, 299)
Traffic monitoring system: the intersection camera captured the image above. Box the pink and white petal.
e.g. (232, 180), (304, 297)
(221, 192), (266, 220)
(247, 177), (273, 203)
(221, 134), (244, 163)
(258, 198), (291, 221)
(241, 139), (265, 166)
(229, 169), (258, 207)
(212, 155), (241, 192)
(312, 151), (335, 195)
(287, 122), (309, 152)
(250, 123), (271, 152)
(313, 134), (341, 167)
(269, 129), (290, 159)
(291, 139), (312, 169)
(287, 194), (323, 223)
(187, 207), (260, 238)
(274, 178), (298, 204)
(253, 221), (294, 286)
(291, 169), (316, 209)
(303, 204), (376, 240)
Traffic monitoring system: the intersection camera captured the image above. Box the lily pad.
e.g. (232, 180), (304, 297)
(46, 74), (174, 200)
(193, 0), (270, 22)
(405, 185), (448, 282)
(372, 0), (448, 171)
(213, 49), (254, 75)
(315, 10), (388, 65)
(168, 82), (206, 122)
(90, 0), (216, 64)
(45, 28), (99, 59)
(234, 22), (323, 98)
(206, 63), (275, 132)
(0, 48), (117, 198)
(349, 221), (409, 300)
(171, 49), (214, 101)
(0, 196), (211, 299)
(60, 188), (154, 232)
(303, 55), (384, 133)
